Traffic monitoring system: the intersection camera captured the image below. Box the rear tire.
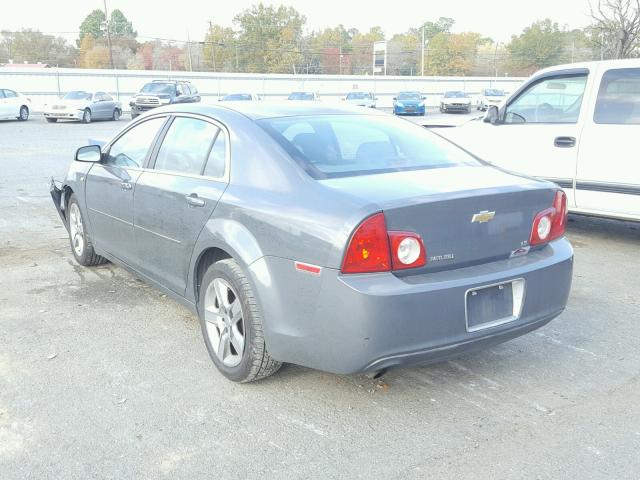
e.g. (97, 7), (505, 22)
(81, 109), (91, 124)
(67, 194), (107, 266)
(18, 106), (29, 121)
(46, 118), (58, 123)
(198, 258), (281, 383)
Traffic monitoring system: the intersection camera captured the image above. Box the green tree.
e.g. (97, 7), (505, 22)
(78, 9), (106, 44)
(203, 23), (237, 72)
(0, 29), (77, 66)
(233, 3), (306, 74)
(506, 19), (567, 75)
(109, 9), (136, 37)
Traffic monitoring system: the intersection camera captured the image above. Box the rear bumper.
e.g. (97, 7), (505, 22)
(249, 238), (573, 374)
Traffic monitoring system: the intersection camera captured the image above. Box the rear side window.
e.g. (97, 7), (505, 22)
(203, 131), (226, 178)
(3, 89), (17, 98)
(505, 74), (587, 124)
(259, 114), (479, 179)
(594, 68), (640, 124)
(105, 117), (166, 168)
(154, 117), (219, 175)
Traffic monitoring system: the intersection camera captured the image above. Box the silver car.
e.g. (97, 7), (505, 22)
(43, 90), (122, 123)
(50, 102), (573, 383)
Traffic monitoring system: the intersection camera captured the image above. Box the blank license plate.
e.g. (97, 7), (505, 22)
(466, 279), (525, 332)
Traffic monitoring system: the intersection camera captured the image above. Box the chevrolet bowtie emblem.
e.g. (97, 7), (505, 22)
(471, 210), (496, 223)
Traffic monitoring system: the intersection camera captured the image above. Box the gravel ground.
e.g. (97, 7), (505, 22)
(1, 117), (639, 479)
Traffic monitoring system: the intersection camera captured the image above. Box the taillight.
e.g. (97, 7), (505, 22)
(530, 190), (568, 245)
(341, 213), (426, 274)
(388, 232), (426, 270)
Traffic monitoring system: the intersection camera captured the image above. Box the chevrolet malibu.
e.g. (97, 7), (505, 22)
(50, 102), (573, 383)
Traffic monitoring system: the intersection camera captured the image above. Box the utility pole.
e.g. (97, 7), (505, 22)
(493, 42), (499, 77)
(186, 30), (193, 72)
(421, 24), (425, 76)
(103, 0), (115, 70)
(208, 21), (216, 72)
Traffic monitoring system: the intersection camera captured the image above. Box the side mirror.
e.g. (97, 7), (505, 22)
(422, 96), (427, 100)
(485, 105), (500, 125)
(75, 145), (101, 162)
(393, 96), (397, 101)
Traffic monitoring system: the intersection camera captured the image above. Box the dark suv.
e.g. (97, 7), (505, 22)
(129, 80), (201, 118)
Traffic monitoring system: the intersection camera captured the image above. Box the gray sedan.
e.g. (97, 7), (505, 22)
(43, 90), (122, 123)
(50, 102), (573, 383)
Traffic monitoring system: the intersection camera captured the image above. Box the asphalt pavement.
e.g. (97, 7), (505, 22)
(1, 116), (639, 479)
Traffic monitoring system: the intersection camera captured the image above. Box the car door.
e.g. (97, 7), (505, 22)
(133, 115), (228, 295)
(84, 116), (168, 266)
(92, 92), (109, 119)
(2, 89), (19, 117)
(576, 66), (640, 218)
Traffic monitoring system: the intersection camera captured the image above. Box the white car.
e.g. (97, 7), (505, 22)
(477, 88), (507, 111)
(344, 91), (376, 108)
(439, 59), (640, 222)
(0, 88), (31, 121)
(439, 91), (472, 113)
(43, 90), (122, 123)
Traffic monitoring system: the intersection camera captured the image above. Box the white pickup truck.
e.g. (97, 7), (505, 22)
(440, 59), (640, 222)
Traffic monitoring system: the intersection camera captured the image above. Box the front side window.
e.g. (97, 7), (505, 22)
(505, 74), (587, 124)
(3, 89), (17, 98)
(594, 68), (640, 125)
(105, 117), (166, 168)
(154, 117), (219, 175)
(259, 114), (479, 178)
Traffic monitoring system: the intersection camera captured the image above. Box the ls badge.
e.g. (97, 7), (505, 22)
(471, 210), (496, 223)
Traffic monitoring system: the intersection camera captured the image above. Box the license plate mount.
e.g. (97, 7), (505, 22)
(465, 279), (525, 332)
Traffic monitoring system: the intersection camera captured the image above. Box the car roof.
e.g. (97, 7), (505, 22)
(149, 101), (388, 120)
(533, 58), (640, 76)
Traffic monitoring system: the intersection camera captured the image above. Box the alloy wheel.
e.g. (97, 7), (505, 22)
(68, 203), (84, 257)
(204, 278), (245, 367)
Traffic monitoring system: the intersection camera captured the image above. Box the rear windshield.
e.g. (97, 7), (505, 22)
(222, 94), (253, 101)
(258, 114), (480, 179)
(347, 92), (371, 100)
(141, 83), (176, 95)
(288, 92), (315, 100)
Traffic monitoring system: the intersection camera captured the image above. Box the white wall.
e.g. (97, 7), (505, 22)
(0, 67), (526, 111)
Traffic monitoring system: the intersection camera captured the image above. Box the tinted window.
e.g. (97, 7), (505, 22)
(3, 89), (17, 98)
(594, 68), (640, 125)
(105, 117), (166, 168)
(154, 117), (218, 175)
(505, 74), (587, 124)
(259, 115), (479, 179)
(203, 131), (226, 178)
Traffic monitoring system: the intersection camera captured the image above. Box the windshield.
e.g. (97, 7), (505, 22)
(141, 83), (176, 95)
(346, 92), (371, 100)
(397, 92), (421, 100)
(444, 91), (467, 98)
(288, 92), (315, 100)
(484, 89), (505, 96)
(222, 94), (253, 101)
(63, 91), (92, 100)
(258, 114), (479, 179)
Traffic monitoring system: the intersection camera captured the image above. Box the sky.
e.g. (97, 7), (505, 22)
(4, 0), (595, 44)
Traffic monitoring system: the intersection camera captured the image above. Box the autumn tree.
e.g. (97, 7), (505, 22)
(506, 19), (567, 75)
(426, 32), (482, 75)
(0, 29), (77, 66)
(203, 23), (237, 72)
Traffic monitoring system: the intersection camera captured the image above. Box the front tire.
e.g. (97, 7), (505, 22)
(81, 109), (91, 124)
(67, 194), (107, 266)
(18, 106), (29, 121)
(198, 258), (281, 383)
(112, 109), (121, 121)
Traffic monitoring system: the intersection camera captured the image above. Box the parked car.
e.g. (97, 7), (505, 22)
(287, 91), (320, 101)
(440, 91), (472, 113)
(0, 88), (31, 121)
(477, 88), (507, 111)
(439, 59), (640, 222)
(43, 91), (122, 123)
(219, 93), (261, 101)
(50, 102), (573, 383)
(393, 91), (426, 115)
(344, 91), (376, 108)
(130, 80), (200, 118)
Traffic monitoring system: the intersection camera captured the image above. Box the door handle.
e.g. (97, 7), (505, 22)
(120, 181), (132, 190)
(554, 136), (576, 148)
(185, 193), (205, 207)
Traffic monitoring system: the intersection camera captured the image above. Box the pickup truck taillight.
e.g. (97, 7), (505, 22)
(341, 213), (426, 274)
(530, 191), (568, 245)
